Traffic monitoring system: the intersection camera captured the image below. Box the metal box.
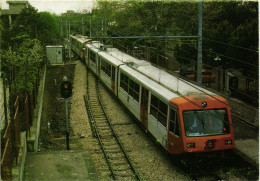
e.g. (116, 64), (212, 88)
(46, 45), (63, 64)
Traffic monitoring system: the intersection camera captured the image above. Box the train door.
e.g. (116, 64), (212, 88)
(167, 107), (183, 154)
(87, 50), (90, 66)
(140, 87), (148, 128)
(111, 66), (116, 93)
(97, 57), (101, 77)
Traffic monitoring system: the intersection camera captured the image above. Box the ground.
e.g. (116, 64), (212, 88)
(39, 63), (77, 151)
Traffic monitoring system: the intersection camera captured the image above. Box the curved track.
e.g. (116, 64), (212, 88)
(84, 70), (140, 180)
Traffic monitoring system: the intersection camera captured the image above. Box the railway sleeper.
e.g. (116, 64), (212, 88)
(104, 145), (121, 150)
(114, 171), (134, 177)
(102, 141), (118, 146)
(96, 122), (109, 126)
(100, 135), (114, 140)
(92, 113), (105, 117)
(112, 161), (130, 166)
(106, 150), (122, 154)
(103, 144), (120, 148)
(112, 122), (134, 126)
(113, 166), (131, 172)
(98, 130), (114, 135)
(96, 126), (110, 130)
(108, 155), (125, 160)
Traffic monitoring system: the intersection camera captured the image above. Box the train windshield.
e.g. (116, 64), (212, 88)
(183, 109), (230, 137)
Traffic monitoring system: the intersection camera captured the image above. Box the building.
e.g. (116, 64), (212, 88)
(61, 10), (76, 17)
(0, 0), (29, 25)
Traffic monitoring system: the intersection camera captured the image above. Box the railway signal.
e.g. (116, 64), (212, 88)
(60, 76), (72, 150)
(60, 80), (72, 98)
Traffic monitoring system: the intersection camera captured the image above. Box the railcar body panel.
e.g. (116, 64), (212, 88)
(70, 35), (91, 60)
(80, 36), (235, 155)
(119, 65), (178, 149)
(169, 95), (235, 154)
(86, 44), (101, 74)
(140, 87), (149, 128)
(97, 51), (123, 94)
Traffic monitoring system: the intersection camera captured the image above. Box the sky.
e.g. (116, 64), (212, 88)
(29, 0), (95, 14)
(1, 0), (95, 15)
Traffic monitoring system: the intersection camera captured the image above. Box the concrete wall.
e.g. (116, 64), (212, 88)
(0, 0), (28, 15)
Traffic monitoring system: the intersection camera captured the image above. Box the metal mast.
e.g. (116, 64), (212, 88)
(197, 0), (203, 86)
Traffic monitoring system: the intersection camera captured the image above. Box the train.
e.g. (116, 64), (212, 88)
(70, 35), (235, 155)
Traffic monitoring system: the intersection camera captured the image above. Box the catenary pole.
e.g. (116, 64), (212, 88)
(197, 0), (203, 86)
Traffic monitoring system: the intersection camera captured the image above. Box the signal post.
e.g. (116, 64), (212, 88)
(60, 76), (72, 150)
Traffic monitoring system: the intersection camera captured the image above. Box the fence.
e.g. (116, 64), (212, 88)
(1, 74), (39, 180)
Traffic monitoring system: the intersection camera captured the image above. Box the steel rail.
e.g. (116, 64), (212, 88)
(85, 70), (116, 179)
(85, 69), (141, 180)
(96, 79), (141, 181)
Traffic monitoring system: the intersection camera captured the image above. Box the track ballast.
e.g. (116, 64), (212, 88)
(84, 70), (141, 180)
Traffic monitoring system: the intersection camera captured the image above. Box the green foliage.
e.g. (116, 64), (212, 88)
(38, 12), (60, 45)
(57, 1), (258, 79)
(1, 39), (45, 95)
(1, 4), (61, 48)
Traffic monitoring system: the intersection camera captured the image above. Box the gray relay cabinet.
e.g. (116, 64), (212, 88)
(46, 45), (63, 64)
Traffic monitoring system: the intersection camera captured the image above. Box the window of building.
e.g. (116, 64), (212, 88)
(150, 94), (167, 127)
(101, 59), (111, 77)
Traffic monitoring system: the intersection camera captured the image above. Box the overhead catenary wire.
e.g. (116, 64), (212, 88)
(105, 37), (258, 123)
(203, 37), (259, 53)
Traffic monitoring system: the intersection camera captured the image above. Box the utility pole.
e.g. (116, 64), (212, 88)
(60, 18), (62, 44)
(197, 0), (203, 86)
(82, 18), (84, 35)
(69, 21), (71, 61)
(90, 14), (92, 37)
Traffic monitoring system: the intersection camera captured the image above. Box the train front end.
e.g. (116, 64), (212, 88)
(169, 95), (235, 154)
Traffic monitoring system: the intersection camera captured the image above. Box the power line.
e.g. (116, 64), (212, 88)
(203, 37), (259, 53)
(202, 48), (258, 68)
(90, 35), (198, 39)
(184, 43), (258, 69)
(106, 37), (258, 120)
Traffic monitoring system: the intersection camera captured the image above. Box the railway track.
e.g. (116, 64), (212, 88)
(84, 70), (141, 180)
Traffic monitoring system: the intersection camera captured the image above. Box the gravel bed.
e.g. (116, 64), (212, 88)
(69, 60), (189, 180)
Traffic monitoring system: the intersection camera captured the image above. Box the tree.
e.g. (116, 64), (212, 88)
(38, 12), (60, 45)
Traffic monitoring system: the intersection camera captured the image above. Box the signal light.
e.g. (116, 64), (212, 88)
(61, 81), (72, 98)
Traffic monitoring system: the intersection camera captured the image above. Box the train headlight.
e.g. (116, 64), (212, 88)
(186, 142), (196, 148)
(224, 139), (232, 145)
(201, 101), (207, 107)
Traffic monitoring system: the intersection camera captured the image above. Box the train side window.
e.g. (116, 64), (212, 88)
(129, 79), (140, 102)
(101, 58), (111, 77)
(120, 73), (129, 93)
(169, 109), (180, 136)
(150, 94), (167, 127)
(90, 51), (96, 63)
(120, 73), (140, 102)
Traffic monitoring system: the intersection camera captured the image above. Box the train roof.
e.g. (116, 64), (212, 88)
(135, 65), (215, 97)
(120, 64), (179, 103)
(86, 43), (217, 101)
(70, 35), (91, 44)
(103, 47), (216, 97)
(98, 51), (124, 67)
(86, 42), (103, 53)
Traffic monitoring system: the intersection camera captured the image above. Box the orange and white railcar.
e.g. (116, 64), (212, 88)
(73, 36), (235, 155)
